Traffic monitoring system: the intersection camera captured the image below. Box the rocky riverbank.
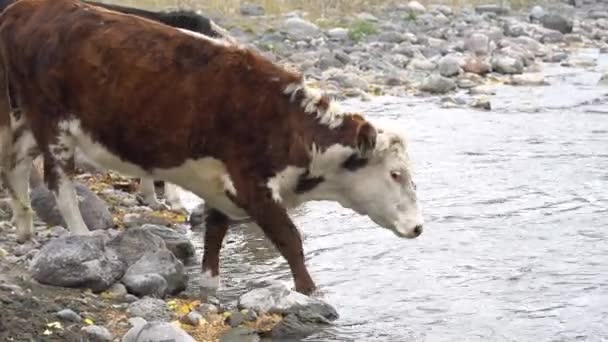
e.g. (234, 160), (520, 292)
(0, 170), (338, 341)
(220, 0), (608, 109)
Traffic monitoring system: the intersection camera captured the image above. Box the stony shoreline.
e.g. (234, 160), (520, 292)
(1, 1), (607, 341)
(222, 0), (607, 108)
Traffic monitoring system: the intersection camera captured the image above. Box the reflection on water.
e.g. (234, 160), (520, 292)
(174, 50), (608, 341)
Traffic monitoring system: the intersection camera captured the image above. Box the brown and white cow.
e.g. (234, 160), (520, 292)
(0, 0), (423, 294)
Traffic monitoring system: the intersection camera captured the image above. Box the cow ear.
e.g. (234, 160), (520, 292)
(356, 122), (377, 156)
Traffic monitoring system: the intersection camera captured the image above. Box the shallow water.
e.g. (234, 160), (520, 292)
(177, 49), (608, 341)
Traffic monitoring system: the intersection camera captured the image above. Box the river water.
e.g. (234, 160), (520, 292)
(177, 49), (608, 341)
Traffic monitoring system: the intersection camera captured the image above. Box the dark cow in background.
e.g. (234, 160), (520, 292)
(0, 0), (423, 295)
(0, 0), (235, 212)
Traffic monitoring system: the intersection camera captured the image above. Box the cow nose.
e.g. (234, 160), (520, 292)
(413, 225), (423, 236)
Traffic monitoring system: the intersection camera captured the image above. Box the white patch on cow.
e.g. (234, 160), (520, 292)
(200, 269), (220, 289)
(163, 183), (185, 211)
(61, 119), (248, 220)
(266, 166), (305, 204)
(178, 28), (231, 47)
(283, 83), (344, 129)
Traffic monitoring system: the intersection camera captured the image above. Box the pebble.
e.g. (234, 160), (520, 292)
(81, 325), (113, 342)
(57, 308), (83, 322)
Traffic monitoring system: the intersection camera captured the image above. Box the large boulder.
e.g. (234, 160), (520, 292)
(106, 227), (167, 267)
(491, 54), (524, 74)
(30, 235), (125, 292)
(121, 250), (187, 297)
(419, 74), (457, 94)
(31, 182), (113, 231)
(540, 14), (573, 34)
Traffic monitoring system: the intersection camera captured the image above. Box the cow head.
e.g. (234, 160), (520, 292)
(309, 125), (423, 238)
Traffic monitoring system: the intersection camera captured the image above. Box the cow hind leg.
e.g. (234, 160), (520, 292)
(42, 125), (89, 236)
(139, 177), (168, 210)
(0, 121), (35, 243)
(164, 182), (186, 213)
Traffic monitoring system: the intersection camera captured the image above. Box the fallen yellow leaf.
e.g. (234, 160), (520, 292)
(47, 322), (63, 330)
(43, 329), (53, 336)
(84, 318), (94, 325)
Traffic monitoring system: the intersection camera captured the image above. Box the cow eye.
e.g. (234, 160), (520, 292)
(390, 171), (402, 183)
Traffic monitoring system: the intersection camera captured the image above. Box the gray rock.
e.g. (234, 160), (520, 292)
(127, 298), (172, 322)
(491, 55), (524, 74)
(438, 55), (461, 77)
(325, 71), (369, 90)
(124, 294), (139, 303)
(465, 33), (490, 55)
(378, 31), (405, 43)
(57, 308), (82, 322)
(327, 28), (348, 40)
(541, 14), (573, 34)
(407, 58), (436, 71)
(122, 321), (195, 342)
(140, 224), (194, 260)
(238, 282), (338, 320)
(407, 1), (426, 13)
(239, 3), (265, 16)
(317, 51), (343, 70)
(419, 74), (457, 94)
(356, 12), (378, 22)
(474, 5), (508, 15)
(544, 52), (568, 63)
(82, 325), (113, 342)
(270, 304), (337, 339)
(30, 235), (125, 292)
(509, 73), (546, 86)
(198, 303), (219, 318)
(31, 182), (113, 231)
(226, 311), (245, 327)
(220, 327), (260, 342)
(541, 30), (564, 43)
(282, 17), (321, 40)
(463, 56), (491, 75)
(122, 273), (168, 298)
(472, 97), (492, 110)
(529, 6), (545, 22)
(107, 283), (128, 298)
(180, 311), (203, 326)
(106, 227), (167, 267)
(122, 213), (171, 228)
(243, 309), (258, 322)
(122, 250), (187, 297)
(598, 73), (608, 86)
(431, 5), (452, 16)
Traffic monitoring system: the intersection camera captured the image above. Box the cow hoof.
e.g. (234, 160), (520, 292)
(200, 270), (220, 290)
(16, 232), (34, 244)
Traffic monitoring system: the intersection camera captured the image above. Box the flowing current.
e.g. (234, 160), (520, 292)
(177, 49), (608, 341)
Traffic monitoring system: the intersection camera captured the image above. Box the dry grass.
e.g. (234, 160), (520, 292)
(99, 0), (539, 18)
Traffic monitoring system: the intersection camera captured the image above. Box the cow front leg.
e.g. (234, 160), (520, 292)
(200, 208), (229, 291)
(243, 191), (315, 294)
(163, 182), (187, 214)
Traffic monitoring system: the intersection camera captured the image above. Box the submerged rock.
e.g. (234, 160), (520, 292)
(31, 182), (113, 231)
(30, 235), (124, 292)
(238, 282), (338, 320)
